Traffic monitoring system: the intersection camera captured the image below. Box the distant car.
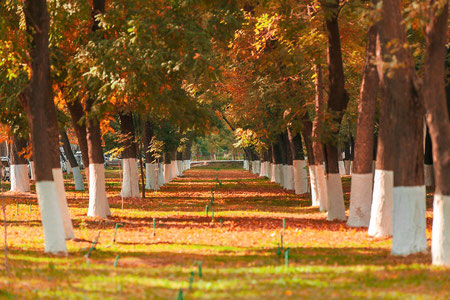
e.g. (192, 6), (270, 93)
(0, 157), (10, 181)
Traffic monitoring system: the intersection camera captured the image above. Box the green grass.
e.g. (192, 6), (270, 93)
(0, 162), (448, 299)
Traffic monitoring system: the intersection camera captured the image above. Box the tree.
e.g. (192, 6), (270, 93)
(320, 0), (349, 221)
(422, 0), (449, 266)
(21, 0), (68, 254)
(119, 112), (140, 198)
(378, 0), (426, 256)
(61, 131), (85, 191)
(9, 134), (30, 192)
(347, 3), (379, 227)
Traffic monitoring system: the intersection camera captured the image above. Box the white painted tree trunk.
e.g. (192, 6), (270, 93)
(87, 163), (111, 218)
(177, 160), (183, 175)
(270, 163), (276, 182)
(424, 164), (434, 186)
(121, 158), (140, 198)
(432, 194), (450, 266)
(243, 160), (249, 170)
(391, 186), (427, 256)
(293, 160), (308, 194)
(259, 161), (266, 177)
(368, 170), (393, 237)
(347, 173), (373, 227)
(338, 161), (346, 176)
(52, 168), (74, 239)
(267, 162), (272, 179)
(30, 161), (35, 180)
(274, 164), (282, 184)
(281, 165), (288, 188)
(316, 164), (328, 211)
(72, 166), (85, 191)
(172, 160), (179, 178)
(145, 163), (157, 190)
(265, 162), (271, 178)
(284, 165), (295, 190)
(157, 163), (165, 188)
(66, 161), (72, 174)
(309, 165), (319, 206)
(164, 163), (172, 183)
(326, 173), (346, 221)
(36, 181), (67, 254)
(10, 164), (30, 192)
(277, 164), (285, 186)
(344, 160), (351, 175)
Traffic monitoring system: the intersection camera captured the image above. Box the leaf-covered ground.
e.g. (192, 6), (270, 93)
(0, 162), (448, 299)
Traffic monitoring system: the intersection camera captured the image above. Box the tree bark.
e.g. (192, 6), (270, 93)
(378, 0), (426, 256)
(348, 19), (379, 228)
(22, 0), (67, 254)
(86, 0), (110, 218)
(61, 131), (85, 191)
(422, 0), (449, 266)
(119, 112), (139, 198)
(320, 0), (348, 221)
(424, 126), (434, 187)
(9, 135), (30, 192)
(312, 64), (328, 211)
(66, 99), (89, 170)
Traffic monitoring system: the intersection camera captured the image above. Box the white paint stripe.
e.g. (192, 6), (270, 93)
(36, 181), (67, 254)
(347, 173), (373, 227)
(52, 168), (74, 239)
(432, 194), (450, 266)
(368, 169), (393, 237)
(392, 185), (427, 256)
(326, 173), (346, 221)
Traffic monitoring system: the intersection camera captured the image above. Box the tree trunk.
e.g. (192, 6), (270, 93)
(368, 37), (395, 238)
(378, 0), (426, 256)
(86, 0), (110, 218)
(312, 64), (328, 211)
(143, 119), (157, 190)
(277, 134), (288, 188)
(9, 135), (30, 193)
(66, 99), (89, 171)
(119, 112), (139, 198)
(267, 146), (273, 180)
(61, 131), (84, 191)
(288, 129), (308, 194)
(283, 131), (294, 190)
(348, 20), (379, 228)
(271, 143), (282, 184)
(422, 0), (449, 266)
(321, 0), (348, 221)
(300, 119), (315, 199)
(22, 0), (67, 254)
(424, 126), (434, 187)
(164, 152), (173, 183)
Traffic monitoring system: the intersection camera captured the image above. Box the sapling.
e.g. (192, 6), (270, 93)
(189, 271), (194, 290)
(114, 255), (120, 267)
(285, 247), (290, 267)
(153, 217), (156, 236)
(198, 261), (202, 278)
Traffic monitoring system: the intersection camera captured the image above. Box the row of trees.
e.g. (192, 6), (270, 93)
(221, 0), (448, 266)
(0, 0), (243, 254)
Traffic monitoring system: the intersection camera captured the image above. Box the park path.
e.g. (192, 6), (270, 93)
(103, 162), (369, 250)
